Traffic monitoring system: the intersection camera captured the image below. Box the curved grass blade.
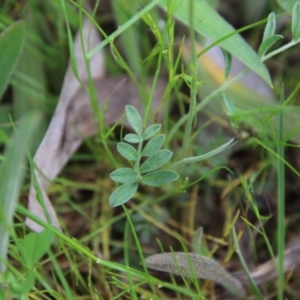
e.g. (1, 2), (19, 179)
(0, 113), (41, 272)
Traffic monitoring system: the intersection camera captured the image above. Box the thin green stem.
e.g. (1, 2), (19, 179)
(144, 53), (162, 126)
(16, 204), (149, 279)
(262, 39), (299, 62)
(277, 87), (285, 300)
(166, 68), (249, 144)
(134, 141), (143, 178)
(123, 219), (138, 300)
(87, 0), (160, 59)
(182, 0), (198, 157)
(252, 138), (300, 178)
(232, 228), (264, 299)
(123, 205), (157, 297)
(48, 248), (74, 300)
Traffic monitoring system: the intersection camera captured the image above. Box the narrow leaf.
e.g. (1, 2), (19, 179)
(263, 12), (276, 41)
(222, 93), (240, 129)
(142, 134), (165, 157)
(221, 49), (232, 80)
(140, 150), (172, 173)
(0, 21), (25, 99)
(173, 138), (237, 168)
(192, 227), (204, 255)
(110, 168), (138, 183)
(0, 113), (41, 272)
(124, 133), (142, 143)
(145, 252), (245, 297)
(125, 105), (142, 136)
(117, 142), (138, 161)
(258, 35), (283, 57)
(292, 1), (300, 41)
(109, 182), (138, 207)
(222, 93), (235, 117)
(141, 170), (178, 187)
(143, 124), (162, 140)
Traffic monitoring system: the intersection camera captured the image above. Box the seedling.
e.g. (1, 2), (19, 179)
(109, 105), (178, 207)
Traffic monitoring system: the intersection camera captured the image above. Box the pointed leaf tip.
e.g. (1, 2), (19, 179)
(125, 105), (143, 136)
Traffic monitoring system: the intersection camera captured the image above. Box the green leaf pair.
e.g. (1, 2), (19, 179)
(259, 2), (300, 58)
(2, 229), (53, 297)
(258, 12), (283, 57)
(109, 106), (178, 207)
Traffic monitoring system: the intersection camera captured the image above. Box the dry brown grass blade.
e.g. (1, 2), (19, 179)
(234, 239), (300, 285)
(25, 13), (105, 232)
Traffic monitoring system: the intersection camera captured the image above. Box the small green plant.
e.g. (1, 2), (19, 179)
(109, 105), (178, 207)
(0, 229), (52, 299)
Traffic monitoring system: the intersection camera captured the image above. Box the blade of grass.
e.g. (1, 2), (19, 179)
(122, 205), (158, 297)
(48, 249), (75, 300)
(124, 219), (138, 300)
(182, 0), (198, 157)
(277, 87), (285, 300)
(172, 137), (237, 169)
(166, 68), (249, 144)
(0, 113), (41, 272)
(232, 227), (264, 299)
(87, 0), (160, 59)
(17, 204), (195, 296)
(112, 0), (141, 75)
(253, 137), (300, 178)
(0, 21), (25, 99)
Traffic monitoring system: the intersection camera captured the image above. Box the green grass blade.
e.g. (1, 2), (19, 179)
(277, 87), (285, 300)
(0, 21), (25, 99)
(87, 0), (160, 59)
(48, 249), (75, 300)
(0, 113), (41, 272)
(232, 228), (264, 299)
(112, 0), (141, 75)
(182, 0), (198, 157)
(158, 0), (272, 87)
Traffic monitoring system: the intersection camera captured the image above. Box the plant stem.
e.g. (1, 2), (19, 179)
(134, 140), (143, 178)
(87, 0), (161, 59)
(277, 87), (285, 300)
(232, 228), (264, 299)
(262, 39), (300, 62)
(182, 0), (198, 157)
(166, 68), (249, 144)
